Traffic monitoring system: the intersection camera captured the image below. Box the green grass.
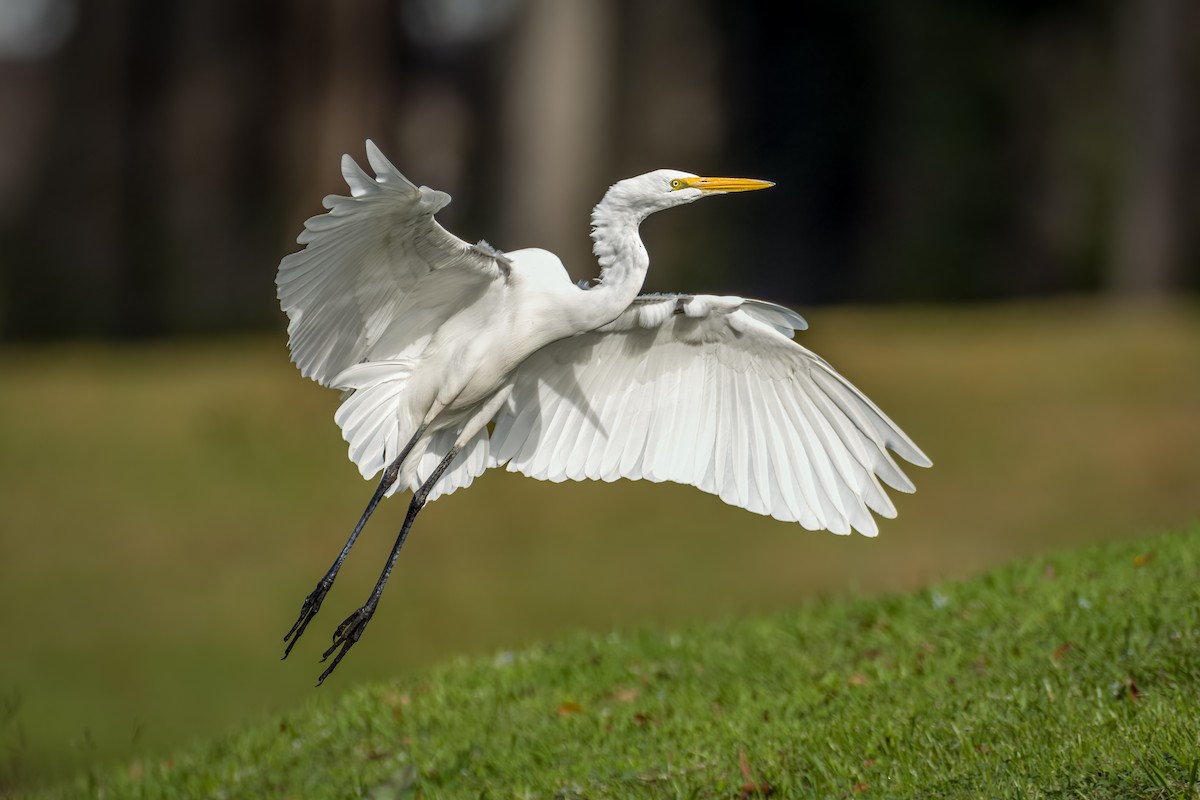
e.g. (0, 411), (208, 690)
(1, 300), (1198, 789)
(32, 526), (1200, 798)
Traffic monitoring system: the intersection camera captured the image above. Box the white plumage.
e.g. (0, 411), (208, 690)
(277, 141), (931, 682)
(490, 293), (927, 536)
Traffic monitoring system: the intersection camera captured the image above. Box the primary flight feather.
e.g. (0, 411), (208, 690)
(277, 141), (930, 683)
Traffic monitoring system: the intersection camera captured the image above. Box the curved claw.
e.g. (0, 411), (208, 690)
(282, 578), (333, 659)
(316, 603), (376, 685)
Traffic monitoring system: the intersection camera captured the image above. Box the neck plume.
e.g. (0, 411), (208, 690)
(582, 189), (651, 328)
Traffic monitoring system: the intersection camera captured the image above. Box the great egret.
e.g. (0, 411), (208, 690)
(277, 141), (930, 683)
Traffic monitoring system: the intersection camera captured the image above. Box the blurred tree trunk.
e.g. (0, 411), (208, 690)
(162, 1), (295, 334)
(613, 0), (725, 293)
(4, 0), (135, 337)
(1110, 0), (1184, 297)
(498, 0), (614, 278)
(274, 2), (401, 291)
(2, 0), (401, 339)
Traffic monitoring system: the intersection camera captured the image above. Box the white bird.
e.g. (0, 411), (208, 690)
(277, 141), (930, 683)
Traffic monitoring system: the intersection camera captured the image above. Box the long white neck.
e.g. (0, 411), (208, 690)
(578, 192), (651, 330)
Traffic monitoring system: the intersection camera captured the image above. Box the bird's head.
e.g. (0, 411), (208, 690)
(602, 169), (774, 219)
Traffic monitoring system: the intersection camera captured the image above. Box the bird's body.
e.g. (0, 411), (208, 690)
(277, 142), (930, 682)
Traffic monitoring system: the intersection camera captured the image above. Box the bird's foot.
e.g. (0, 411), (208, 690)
(317, 601), (377, 685)
(282, 577), (334, 659)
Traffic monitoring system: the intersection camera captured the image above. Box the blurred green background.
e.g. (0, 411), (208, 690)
(0, 0), (1198, 791)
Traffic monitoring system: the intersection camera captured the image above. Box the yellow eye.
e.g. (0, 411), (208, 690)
(670, 178), (686, 190)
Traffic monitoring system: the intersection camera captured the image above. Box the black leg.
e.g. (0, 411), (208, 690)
(316, 444), (461, 685)
(282, 425), (427, 658)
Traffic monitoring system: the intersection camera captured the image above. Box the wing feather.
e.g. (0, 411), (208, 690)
(759, 380), (802, 522)
(707, 357), (734, 501)
(746, 368), (774, 514)
(804, 384), (897, 518)
(750, 371), (787, 519)
(617, 377), (653, 480)
(731, 368), (757, 512)
(490, 294), (929, 535)
(598, 383), (636, 481)
(785, 382), (850, 531)
(695, 358), (718, 481)
(766, 380), (821, 529)
(582, 356), (622, 480)
(276, 141), (506, 387)
(644, 354), (684, 482)
(525, 383), (564, 480)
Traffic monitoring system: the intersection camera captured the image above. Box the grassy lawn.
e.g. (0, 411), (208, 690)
(1, 300), (1198, 791)
(31, 526), (1200, 798)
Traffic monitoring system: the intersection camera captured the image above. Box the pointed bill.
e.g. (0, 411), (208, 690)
(683, 176), (775, 194)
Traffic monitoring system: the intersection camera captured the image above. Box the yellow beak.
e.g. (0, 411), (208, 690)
(684, 176), (775, 193)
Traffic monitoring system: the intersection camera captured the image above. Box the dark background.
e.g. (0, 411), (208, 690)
(0, 0), (1196, 341)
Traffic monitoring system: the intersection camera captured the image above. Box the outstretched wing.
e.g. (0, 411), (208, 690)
(276, 140), (508, 387)
(489, 294), (931, 536)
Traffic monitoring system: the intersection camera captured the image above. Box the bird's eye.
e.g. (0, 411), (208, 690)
(670, 178), (686, 190)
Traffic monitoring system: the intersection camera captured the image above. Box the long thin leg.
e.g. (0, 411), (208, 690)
(315, 444), (461, 685)
(282, 424), (428, 658)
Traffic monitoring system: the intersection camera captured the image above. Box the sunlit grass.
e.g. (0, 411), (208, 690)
(35, 526), (1200, 798)
(1, 300), (1198, 789)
